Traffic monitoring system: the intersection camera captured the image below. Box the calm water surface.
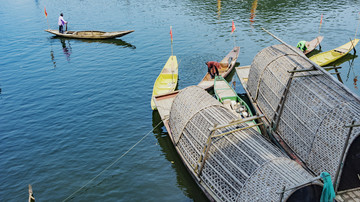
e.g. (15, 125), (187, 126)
(1, 0), (360, 201)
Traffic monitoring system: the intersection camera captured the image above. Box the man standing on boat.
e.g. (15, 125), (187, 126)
(206, 61), (220, 78)
(58, 13), (67, 34)
(296, 40), (308, 52)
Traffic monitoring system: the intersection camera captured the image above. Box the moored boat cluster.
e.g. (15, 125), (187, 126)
(153, 37), (360, 201)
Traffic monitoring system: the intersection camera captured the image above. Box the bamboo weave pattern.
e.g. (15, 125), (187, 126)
(247, 44), (360, 184)
(169, 86), (320, 201)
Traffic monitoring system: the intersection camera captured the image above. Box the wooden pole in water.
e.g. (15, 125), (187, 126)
(44, 7), (49, 30)
(28, 184), (35, 202)
(171, 41), (173, 56)
(231, 20), (236, 47)
(349, 37), (356, 54)
(170, 26), (173, 56)
(334, 68), (343, 83)
(318, 13), (323, 36)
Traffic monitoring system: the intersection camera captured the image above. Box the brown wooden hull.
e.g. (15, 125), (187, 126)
(304, 36), (324, 55)
(45, 29), (134, 39)
(198, 47), (240, 90)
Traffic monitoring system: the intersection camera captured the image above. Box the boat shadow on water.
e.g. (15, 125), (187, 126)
(327, 52), (358, 67)
(51, 36), (136, 49)
(151, 111), (209, 202)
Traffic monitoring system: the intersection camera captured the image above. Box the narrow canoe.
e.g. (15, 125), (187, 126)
(309, 39), (359, 66)
(198, 47), (240, 90)
(213, 75), (260, 132)
(304, 36), (324, 55)
(45, 29), (134, 39)
(151, 56), (178, 110)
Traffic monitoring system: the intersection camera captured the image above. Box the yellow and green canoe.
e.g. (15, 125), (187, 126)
(151, 56), (178, 110)
(309, 39), (359, 66)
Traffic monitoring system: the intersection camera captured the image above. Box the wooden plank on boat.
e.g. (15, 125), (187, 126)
(153, 91), (179, 122)
(235, 65), (251, 89)
(214, 80), (237, 98)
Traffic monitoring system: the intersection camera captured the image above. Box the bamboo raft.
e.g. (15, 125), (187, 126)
(154, 86), (323, 201)
(235, 42), (360, 200)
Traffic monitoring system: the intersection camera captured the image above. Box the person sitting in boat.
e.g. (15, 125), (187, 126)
(58, 13), (67, 34)
(206, 61), (220, 78)
(296, 40), (308, 52)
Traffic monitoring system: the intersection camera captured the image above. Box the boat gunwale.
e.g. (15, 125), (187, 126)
(45, 29), (134, 39)
(309, 39), (359, 66)
(151, 55), (179, 110)
(198, 47), (240, 90)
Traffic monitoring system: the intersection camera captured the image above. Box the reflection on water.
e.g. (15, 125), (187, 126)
(48, 37), (135, 67)
(217, 0), (221, 19)
(48, 39), (57, 68)
(354, 76), (358, 89)
(345, 54), (359, 89)
(52, 36), (136, 49)
(77, 38), (136, 49)
(151, 111), (208, 202)
(250, 0), (258, 25)
(331, 52), (358, 67)
(50, 50), (56, 68)
(60, 38), (72, 61)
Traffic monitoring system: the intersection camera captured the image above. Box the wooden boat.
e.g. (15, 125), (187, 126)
(213, 75), (261, 132)
(304, 36), (324, 55)
(153, 86), (324, 202)
(235, 41), (360, 198)
(309, 39), (359, 66)
(151, 56), (178, 110)
(213, 76), (253, 119)
(198, 47), (240, 90)
(45, 29), (134, 39)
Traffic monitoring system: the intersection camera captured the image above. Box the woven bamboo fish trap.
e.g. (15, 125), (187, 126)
(246, 44), (360, 192)
(168, 85), (322, 201)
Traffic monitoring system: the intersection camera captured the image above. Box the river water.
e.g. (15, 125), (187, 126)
(1, 0), (359, 201)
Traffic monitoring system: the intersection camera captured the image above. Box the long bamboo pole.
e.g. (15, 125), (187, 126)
(261, 27), (323, 71)
(318, 14), (323, 35)
(355, 12), (360, 40)
(170, 26), (173, 56)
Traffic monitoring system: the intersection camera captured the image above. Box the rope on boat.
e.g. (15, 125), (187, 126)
(62, 121), (163, 202)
